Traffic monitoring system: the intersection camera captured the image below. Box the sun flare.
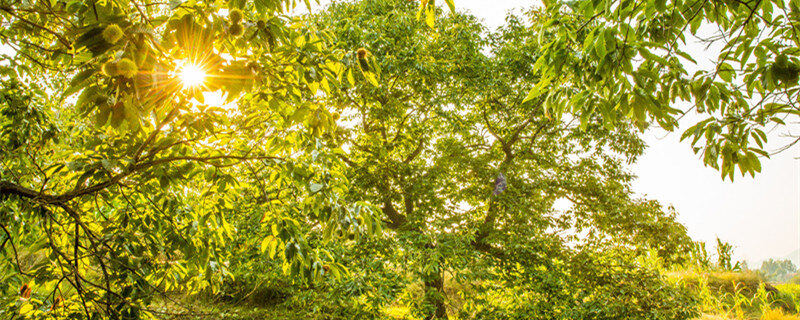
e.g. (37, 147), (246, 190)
(178, 62), (207, 88)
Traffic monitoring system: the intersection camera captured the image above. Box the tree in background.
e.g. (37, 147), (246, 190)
(761, 259), (799, 283)
(309, 1), (696, 318)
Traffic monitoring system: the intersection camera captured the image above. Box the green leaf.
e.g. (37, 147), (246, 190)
(425, 6), (436, 28)
(444, 0), (456, 13)
(346, 68), (355, 87)
(595, 30), (607, 58)
(64, 68), (96, 98)
(19, 304), (33, 315)
(718, 62), (735, 82)
(417, 0), (429, 20)
(260, 235), (275, 253)
(523, 74), (553, 104)
(364, 72), (380, 87)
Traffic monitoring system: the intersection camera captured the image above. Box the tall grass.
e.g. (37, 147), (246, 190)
(670, 270), (800, 320)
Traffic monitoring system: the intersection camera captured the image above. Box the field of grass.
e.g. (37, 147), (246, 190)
(667, 271), (800, 320)
(143, 270), (800, 320)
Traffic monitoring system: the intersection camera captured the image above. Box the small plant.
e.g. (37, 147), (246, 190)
(716, 238), (740, 271)
(692, 242), (712, 269)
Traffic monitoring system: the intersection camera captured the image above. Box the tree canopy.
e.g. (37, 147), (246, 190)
(306, 1), (694, 317)
(530, 0), (800, 180)
(1, 0), (379, 317)
(0, 0), (785, 319)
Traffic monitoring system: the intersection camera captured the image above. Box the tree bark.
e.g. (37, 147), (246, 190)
(380, 189), (445, 318)
(423, 268), (447, 320)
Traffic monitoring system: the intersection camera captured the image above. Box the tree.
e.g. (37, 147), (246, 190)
(0, 0), (702, 318)
(761, 258), (798, 282)
(530, 0), (800, 180)
(0, 0), (379, 317)
(311, 1), (695, 318)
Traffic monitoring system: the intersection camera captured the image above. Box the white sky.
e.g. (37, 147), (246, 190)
(301, 0), (800, 266)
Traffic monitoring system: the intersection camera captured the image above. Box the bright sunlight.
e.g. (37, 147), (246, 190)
(178, 62), (207, 89)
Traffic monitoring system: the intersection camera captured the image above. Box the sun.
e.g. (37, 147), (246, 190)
(178, 62), (207, 89)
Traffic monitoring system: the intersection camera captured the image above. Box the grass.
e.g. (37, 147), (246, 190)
(672, 270), (800, 320)
(696, 308), (800, 320)
(147, 269), (800, 320)
(149, 297), (298, 320)
(673, 270), (768, 297)
(777, 284), (800, 300)
(695, 314), (736, 320)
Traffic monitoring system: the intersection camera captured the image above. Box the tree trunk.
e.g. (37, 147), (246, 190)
(423, 268), (447, 319)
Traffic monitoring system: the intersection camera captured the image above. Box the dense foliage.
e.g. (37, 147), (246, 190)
(234, 1), (694, 318)
(203, 1), (701, 317)
(0, 0), (379, 318)
(532, 0), (800, 179)
(1, 0), (791, 319)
